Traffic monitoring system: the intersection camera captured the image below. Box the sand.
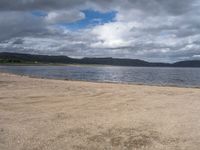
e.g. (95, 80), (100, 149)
(0, 72), (200, 150)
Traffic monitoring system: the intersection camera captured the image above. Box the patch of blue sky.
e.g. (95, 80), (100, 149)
(62, 9), (117, 30)
(31, 9), (117, 31)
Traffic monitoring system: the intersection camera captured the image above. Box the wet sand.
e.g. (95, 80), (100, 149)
(0, 72), (200, 150)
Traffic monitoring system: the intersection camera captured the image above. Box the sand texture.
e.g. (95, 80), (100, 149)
(0, 73), (200, 150)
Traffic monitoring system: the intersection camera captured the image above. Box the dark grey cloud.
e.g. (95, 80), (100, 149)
(0, 11), (47, 41)
(12, 39), (24, 45)
(0, 0), (195, 15)
(0, 0), (118, 11)
(0, 0), (83, 11)
(154, 0), (193, 15)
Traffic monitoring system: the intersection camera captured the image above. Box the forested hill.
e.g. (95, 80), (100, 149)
(0, 52), (200, 67)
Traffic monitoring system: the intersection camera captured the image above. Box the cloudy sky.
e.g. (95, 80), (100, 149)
(0, 0), (200, 62)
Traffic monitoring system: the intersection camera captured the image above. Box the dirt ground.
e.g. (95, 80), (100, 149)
(0, 73), (200, 150)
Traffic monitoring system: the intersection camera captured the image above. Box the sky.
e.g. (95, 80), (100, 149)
(0, 0), (200, 62)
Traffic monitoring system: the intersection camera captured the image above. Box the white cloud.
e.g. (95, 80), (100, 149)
(45, 10), (85, 24)
(193, 55), (200, 58)
(91, 22), (141, 48)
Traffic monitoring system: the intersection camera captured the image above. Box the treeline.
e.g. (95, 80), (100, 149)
(0, 52), (200, 67)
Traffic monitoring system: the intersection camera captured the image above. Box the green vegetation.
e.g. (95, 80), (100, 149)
(0, 59), (23, 63)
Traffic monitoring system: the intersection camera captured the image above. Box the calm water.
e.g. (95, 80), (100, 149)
(0, 65), (200, 87)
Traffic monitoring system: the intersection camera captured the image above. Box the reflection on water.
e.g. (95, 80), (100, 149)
(0, 65), (200, 87)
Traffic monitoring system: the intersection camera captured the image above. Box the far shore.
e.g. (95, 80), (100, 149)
(0, 63), (113, 66)
(1, 72), (200, 150)
(1, 63), (200, 69)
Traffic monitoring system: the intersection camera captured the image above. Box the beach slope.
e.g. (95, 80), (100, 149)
(0, 73), (200, 150)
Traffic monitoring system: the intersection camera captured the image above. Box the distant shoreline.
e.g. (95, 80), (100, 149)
(1, 63), (200, 69)
(0, 63), (117, 67)
(1, 52), (200, 67)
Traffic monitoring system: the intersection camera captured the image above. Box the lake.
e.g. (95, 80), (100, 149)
(0, 65), (200, 88)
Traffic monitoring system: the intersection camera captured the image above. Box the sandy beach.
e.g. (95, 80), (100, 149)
(0, 73), (200, 150)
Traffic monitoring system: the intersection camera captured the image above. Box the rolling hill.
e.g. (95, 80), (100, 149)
(0, 52), (200, 67)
